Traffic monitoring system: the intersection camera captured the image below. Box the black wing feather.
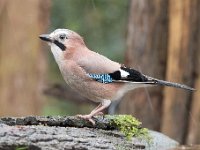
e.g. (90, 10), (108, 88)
(109, 66), (148, 82)
(109, 66), (195, 91)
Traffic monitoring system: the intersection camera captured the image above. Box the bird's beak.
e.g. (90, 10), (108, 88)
(39, 34), (52, 42)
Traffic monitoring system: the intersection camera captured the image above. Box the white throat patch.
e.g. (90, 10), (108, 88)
(50, 44), (64, 65)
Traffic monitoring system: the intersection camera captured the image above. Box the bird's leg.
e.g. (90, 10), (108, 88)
(90, 103), (104, 116)
(77, 100), (111, 125)
(77, 103), (102, 118)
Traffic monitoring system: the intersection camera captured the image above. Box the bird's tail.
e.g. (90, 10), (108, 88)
(147, 77), (195, 91)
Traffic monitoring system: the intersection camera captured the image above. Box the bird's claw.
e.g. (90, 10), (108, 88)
(76, 114), (96, 125)
(76, 111), (105, 125)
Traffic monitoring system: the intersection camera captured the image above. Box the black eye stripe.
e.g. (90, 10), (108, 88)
(54, 40), (66, 51)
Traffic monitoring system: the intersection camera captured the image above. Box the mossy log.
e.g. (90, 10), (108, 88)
(0, 116), (114, 129)
(0, 116), (178, 150)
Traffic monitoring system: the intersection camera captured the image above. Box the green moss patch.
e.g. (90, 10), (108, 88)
(106, 115), (152, 142)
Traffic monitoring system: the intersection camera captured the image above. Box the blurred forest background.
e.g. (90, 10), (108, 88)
(0, 0), (200, 145)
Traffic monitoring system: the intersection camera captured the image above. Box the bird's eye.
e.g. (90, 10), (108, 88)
(59, 34), (66, 40)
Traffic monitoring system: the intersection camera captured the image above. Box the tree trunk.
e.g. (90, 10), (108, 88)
(187, 46), (200, 144)
(119, 0), (168, 130)
(0, 0), (50, 116)
(161, 0), (195, 143)
(186, 0), (200, 144)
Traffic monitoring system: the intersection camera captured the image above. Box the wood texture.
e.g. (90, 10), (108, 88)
(0, 116), (178, 149)
(0, 0), (50, 116)
(120, 0), (200, 144)
(161, 0), (195, 143)
(186, 0), (200, 144)
(119, 0), (168, 130)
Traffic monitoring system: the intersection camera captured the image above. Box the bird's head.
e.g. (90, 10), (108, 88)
(39, 29), (85, 52)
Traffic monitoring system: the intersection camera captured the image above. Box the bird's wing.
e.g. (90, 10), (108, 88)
(88, 66), (194, 91)
(87, 65), (154, 84)
(77, 50), (121, 74)
(82, 61), (195, 91)
(76, 50), (194, 91)
(77, 52), (152, 84)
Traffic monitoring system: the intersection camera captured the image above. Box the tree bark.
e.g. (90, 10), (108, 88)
(161, 0), (195, 143)
(0, 0), (51, 116)
(119, 0), (168, 130)
(186, 0), (200, 144)
(0, 116), (179, 150)
(187, 48), (200, 144)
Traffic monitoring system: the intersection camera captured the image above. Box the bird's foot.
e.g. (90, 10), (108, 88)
(76, 112), (104, 125)
(76, 114), (95, 125)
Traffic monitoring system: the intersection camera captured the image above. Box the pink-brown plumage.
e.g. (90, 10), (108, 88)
(59, 59), (124, 102)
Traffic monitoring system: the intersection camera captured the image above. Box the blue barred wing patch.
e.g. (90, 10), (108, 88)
(88, 73), (113, 83)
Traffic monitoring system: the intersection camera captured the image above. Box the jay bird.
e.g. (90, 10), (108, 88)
(39, 29), (195, 124)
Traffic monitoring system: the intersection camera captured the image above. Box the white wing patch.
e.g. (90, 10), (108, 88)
(119, 69), (130, 78)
